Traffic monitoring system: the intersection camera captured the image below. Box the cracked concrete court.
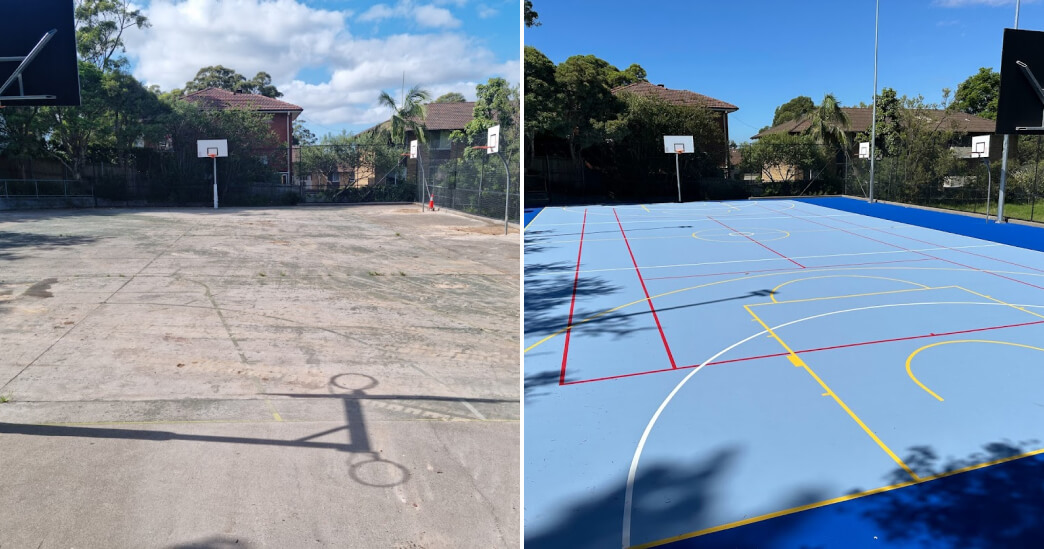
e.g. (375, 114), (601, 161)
(0, 205), (519, 548)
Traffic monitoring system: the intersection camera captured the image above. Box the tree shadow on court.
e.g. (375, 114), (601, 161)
(0, 230), (98, 261)
(523, 261), (632, 340)
(167, 536), (254, 549)
(854, 439), (1044, 548)
(525, 447), (827, 549)
(524, 370), (565, 403)
(0, 374), (514, 490)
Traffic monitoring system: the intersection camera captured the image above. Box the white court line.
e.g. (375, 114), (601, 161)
(621, 299), (1044, 548)
(533, 212), (856, 228)
(527, 224), (926, 247)
(524, 244), (1003, 278)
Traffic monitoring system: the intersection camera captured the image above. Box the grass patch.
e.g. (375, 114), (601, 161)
(369, 271), (384, 276)
(0, 395), (10, 403)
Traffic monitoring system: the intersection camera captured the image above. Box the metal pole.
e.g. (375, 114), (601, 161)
(869, 0), (880, 203)
(675, 152), (682, 202)
(998, 0), (1021, 223)
(213, 156), (218, 209)
(984, 159), (992, 222)
(500, 151), (510, 235)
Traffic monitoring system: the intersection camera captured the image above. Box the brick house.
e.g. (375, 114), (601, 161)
(611, 82), (739, 176)
(182, 87), (304, 184)
(750, 107), (998, 182)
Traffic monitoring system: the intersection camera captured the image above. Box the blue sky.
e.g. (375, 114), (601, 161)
(124, 0), (520, 137)
(524, 0), (1044, 143)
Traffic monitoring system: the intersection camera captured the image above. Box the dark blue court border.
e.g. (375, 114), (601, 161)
(793, 196), (1044, 255)
(524, 207), (543, 228)
(664, 451), (1044, 548)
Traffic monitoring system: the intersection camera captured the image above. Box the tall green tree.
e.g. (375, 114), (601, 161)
(952, 67), (1000, 120)
(434, 92), (467, 103)
(454, 78), (516, 145)
(44, 61), (111, 178)
(739, 133), (824, 184)
(75, 0), (150, 70)
(772, 96), (814, 126)
(0, 107), (52, 178)
(182, 66), (283, 98)
(806, 93), (850, 151)
(377, 84), (432, 146)
(525, 0), (540, 27)
(554, 54), (624, 168)
(524, 46), (562, 158)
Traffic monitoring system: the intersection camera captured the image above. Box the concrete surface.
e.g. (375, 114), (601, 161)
(0, 205), (519, 548)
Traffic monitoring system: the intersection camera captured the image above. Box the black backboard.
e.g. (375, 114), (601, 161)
(997, 28), (1044, 134)
(0, 0), (80, 106)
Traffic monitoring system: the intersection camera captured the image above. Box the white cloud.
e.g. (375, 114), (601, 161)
(415, 5), (460, 28)
(358, 1), (460, 28)
(478, 6), (497, 18)
(125, 0), (515, 130)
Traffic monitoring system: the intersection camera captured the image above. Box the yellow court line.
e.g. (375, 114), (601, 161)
(641, 205), (651, 213)
(523, 265), (1044, 354)
(743, 304), (919, 481)
(906, 339), (1044, 401)
(633, 443), (1044, 548)
(954, 285), (1044, 321)
(768, 275), (930, 304)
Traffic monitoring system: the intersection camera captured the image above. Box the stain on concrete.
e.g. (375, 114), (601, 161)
(24, 278), (58, 298)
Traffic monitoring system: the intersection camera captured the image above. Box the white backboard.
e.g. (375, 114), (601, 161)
(197, 139), (228, 158)
(663, 135), (694, 154)
(409, 140), (418, 159)
(487, 125), (500, 154)
(971, 135), (991, 158)
(858, 142), (870, 159)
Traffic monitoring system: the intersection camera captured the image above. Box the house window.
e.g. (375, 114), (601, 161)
(432, 130), (452, 150)
(330, 171), (340, 184)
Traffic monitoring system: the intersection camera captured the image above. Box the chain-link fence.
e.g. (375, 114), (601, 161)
(840, 140), (1044, 223)
(413, 140), (520, 224)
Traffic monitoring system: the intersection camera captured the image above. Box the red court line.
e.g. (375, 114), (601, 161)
(614, 208), (678, 369)
(644, 257), (934, 281)
(756, 204), (1044, 293)
(559, 209), (587, 385)
(562, 318), (1044, 385)
(708, 216), (806, 268)
(822, 213), (1044, 292)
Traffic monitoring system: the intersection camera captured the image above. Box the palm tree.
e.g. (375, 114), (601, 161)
(806, 93), (850, 151)
(377, 84), (432, 147)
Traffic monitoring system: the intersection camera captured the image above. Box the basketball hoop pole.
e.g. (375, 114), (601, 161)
(211, 154), (218, 209)
(998, 0), (1022, 223)
(675, 150), (682, 202)
(473, 146), (511, 235)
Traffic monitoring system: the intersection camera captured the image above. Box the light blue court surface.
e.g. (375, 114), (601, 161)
(524, 199), (1044, 548)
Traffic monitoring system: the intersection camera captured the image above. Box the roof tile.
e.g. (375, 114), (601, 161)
(611, 82), (738, 112)
(183, 87), (303, 112)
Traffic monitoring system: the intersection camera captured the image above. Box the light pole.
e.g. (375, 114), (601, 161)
(869, 0), (880, 203)
(997, 0), (1022, 223)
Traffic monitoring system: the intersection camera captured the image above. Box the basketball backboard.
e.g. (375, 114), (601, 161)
(410, 140), (418, 159)
(971, 135), (991, 158)
(858, 142), (871, 159)
(197, 139), (228, 158)
(997, 28), (1044, 134)
(663, 135), (694, 154)
(486, 125), (500, 154)
(0, 0), (80, 106)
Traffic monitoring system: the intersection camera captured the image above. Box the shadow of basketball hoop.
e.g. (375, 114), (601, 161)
(328, 373), (410, 488)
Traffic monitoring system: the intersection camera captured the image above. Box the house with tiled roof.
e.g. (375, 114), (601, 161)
(749, 107), (998, 183)
(182, 87), (304, 183)
(612, 82), (739, 175)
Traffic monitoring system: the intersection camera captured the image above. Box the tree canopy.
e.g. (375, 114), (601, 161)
(525, 1), (540, 27)
(75, 0), (150, 70)
(772, 96), (814, 126)
(434, 92), (467, 103)
(952, 67), (1000, 120)
(377, 84), (432, 145)
(180, 66), (283, 98)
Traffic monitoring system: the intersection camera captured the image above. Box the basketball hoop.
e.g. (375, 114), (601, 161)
(208, 153), (216, 158)
(674, 144), (685, 155)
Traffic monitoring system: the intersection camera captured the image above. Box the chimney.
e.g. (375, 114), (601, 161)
(657, 83), (665, 88)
